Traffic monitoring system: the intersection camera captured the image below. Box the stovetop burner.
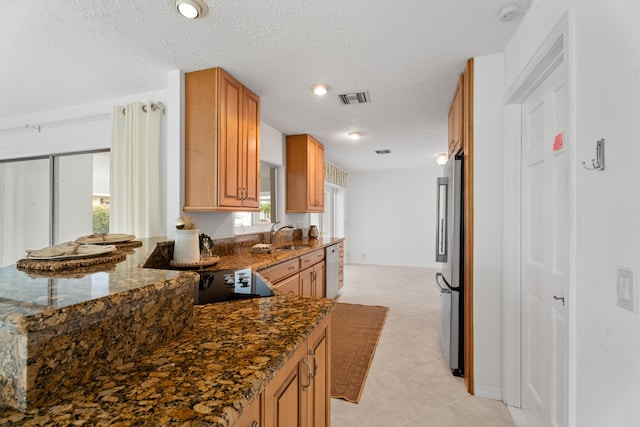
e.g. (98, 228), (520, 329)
(195, 267), (274, 305)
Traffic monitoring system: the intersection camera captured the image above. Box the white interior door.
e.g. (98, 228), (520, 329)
(521, 63), (568, 427)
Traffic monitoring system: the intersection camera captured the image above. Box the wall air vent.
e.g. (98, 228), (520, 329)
(375, 149), (391, 155)
(338, 90), (371, 105)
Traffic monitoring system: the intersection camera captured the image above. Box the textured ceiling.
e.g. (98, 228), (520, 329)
(0, 0), (530, 171)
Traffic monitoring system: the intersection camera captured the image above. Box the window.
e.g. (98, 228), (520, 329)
(234, 162), (278, 233)
(309, 183), (345, 238)
(0, 150), (110, 267)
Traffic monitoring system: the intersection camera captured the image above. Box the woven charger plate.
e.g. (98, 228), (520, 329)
(16, 251), (127, 272)
(169, 256), (220, 268)
(113, 240), (143, 250)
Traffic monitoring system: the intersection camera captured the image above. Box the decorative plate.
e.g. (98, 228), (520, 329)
(76, 233), (136, 244)
(26, 243), (118, 260)
(169, 256), (220, 268)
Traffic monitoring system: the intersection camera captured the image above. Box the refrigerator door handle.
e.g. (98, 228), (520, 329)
(436, 273), (452, 293)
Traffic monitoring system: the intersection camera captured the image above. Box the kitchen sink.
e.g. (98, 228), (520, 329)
(277, 245), (309, 251)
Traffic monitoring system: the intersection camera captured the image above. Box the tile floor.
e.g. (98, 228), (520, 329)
(330, 264), (516, 427)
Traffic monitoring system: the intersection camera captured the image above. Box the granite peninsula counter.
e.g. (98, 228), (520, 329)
(0, 237), (337, 425)
(0, 237), (199, 412)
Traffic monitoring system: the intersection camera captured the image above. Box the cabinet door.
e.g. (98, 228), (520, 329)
(242, 87), (260, 208)
(313, 261), (325, 298)
(218, 69), (244, 207)
(276, 273), (300, 296)
(314, 141), (324, 212)
(285, 134), (325, 213)
(306, 137), (324, 212)
(264, 345), (306, 427)
(234, 393), (263, 427)
(306, 318), (331, 427)
(447, 74), (463, 158)
(300, 266), (314, 297)
(184, 68), (219, 210)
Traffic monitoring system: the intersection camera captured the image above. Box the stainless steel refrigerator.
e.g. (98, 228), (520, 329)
(435, 155), (464, 376)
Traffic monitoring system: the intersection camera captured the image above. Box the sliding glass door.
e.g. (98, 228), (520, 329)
(0, 158), (51, 267)
(0, 150), (110, 267)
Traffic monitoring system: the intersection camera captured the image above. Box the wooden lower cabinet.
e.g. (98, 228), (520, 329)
(276, 273), (300, 296)
(300, 261), (325, 298)
(307, 320), (330, 427)
(263, 315), (331, 427)
(258, 249), (326, 298)
(234, 392), (263, 427)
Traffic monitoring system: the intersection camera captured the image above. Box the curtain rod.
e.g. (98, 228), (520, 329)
(143, 101), (166, 114)
(122, 101), (166, 115)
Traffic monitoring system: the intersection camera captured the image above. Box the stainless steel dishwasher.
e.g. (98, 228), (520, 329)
(325, 243), (340, 299)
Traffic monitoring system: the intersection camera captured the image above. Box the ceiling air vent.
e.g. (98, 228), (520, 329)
(375, 149), (391, 155)
(338, 90), (371, 105)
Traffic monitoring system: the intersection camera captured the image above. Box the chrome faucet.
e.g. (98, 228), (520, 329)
(270, 222), (294, 245)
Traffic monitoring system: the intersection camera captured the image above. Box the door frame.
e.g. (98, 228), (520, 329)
(502, 10), (577, 425)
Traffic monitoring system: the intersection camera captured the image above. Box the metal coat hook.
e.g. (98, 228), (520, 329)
(25, 124), (41, 133)
(583, 138), (605, 171)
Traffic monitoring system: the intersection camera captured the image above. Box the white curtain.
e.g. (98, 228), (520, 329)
(0, 163), (20, 267)
(110, 102), (162, 238)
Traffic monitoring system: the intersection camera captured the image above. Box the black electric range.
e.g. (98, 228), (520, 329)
(194, 267), (275, 305)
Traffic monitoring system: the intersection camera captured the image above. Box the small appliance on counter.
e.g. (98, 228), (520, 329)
(195, 267), (274, 305)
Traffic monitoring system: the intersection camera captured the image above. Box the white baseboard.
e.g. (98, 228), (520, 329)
(474, 384), (502, 401)
(508, 406), (530, 427)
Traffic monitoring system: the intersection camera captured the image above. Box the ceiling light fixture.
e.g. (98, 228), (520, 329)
(348, 131), (363, 140)
(311, 83), (330, 96)
(498, 3), (521, 22)
(436, 153), (448, 165)
(176, 0), (202, 19)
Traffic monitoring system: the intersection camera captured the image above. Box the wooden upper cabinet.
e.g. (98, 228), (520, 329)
(184, 67), (260, 211)
(448, 73), (463, 158)
(286, 134), (325, 212)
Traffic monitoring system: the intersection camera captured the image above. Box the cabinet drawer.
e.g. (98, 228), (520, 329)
(300, 249), (324, 268)
(259, 258), (299, 284)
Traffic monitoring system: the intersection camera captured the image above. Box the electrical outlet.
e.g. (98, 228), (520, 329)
(616, 266), (636, 312)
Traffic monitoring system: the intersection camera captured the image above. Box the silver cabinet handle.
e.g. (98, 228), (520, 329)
(309, 349), (318, 378)
(252, 422), (259, 427)
(302, 357), (314, 391)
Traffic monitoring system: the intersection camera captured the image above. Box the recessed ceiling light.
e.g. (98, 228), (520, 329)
(348, 131), (363, 140)
(436, 153), (448, 165)
(176, 0), (202, 19)
(311, 83), (330, 96)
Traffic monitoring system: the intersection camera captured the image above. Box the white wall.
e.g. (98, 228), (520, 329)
(183, 120), (287, 239)
(472, 53), (505, 400)
(346, 167), (441, 268)
(0, 89), (167, 160)
(504, 1), (640, 425)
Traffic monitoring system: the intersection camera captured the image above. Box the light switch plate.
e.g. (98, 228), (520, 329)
(616, 266), (636, 312)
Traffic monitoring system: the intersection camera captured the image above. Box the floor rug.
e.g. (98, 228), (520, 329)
(331, 302), (389, 403)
